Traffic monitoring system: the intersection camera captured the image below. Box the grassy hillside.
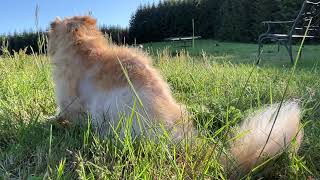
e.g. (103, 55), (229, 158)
(0, 41), (319, 179)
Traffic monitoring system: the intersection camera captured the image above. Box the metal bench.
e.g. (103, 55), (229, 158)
(257, 1), (320, 64)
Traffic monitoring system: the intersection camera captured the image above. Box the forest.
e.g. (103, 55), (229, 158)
(0, 0), (304, 54)
(129, 0), (304, 43)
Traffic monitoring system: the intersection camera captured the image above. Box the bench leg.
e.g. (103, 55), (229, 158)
(284, 43), (294, 64)
(288, 41), (294, 64)
(299, 45), (303, 60)
(257, 39), (263, 65)
(289, 46), (294, 64)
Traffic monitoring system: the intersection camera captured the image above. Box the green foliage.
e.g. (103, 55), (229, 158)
(0, 41), (319, 179)
(0, 0), (308, 54)
(0, 31), (46, 55)
(129, 0), (305, 42)
(100, 25), (129, 45)
(0, 26), (129, 55)
(218, 0), (247, 41)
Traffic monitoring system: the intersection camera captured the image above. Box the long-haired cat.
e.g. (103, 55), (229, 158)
(48, 16), (303, 176)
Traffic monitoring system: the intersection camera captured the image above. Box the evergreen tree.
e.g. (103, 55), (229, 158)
(0, 0), (308, 53)
(281, 0), (304, 20)
(198, 0), (222, 38)
(218, 0), (247, 41)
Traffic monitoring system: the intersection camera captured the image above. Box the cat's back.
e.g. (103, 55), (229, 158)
(87, 45), (167, 93)
(78, 45), (180, 129)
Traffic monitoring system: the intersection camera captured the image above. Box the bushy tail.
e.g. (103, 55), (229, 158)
(227, 101), (303, 174)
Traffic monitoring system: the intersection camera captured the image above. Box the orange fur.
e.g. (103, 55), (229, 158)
(48, 16), (303, 177)
(48, 16), (191, 138)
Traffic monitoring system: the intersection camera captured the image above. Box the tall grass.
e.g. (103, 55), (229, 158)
(0, 40), (319, 178)
(0, 10), (319, 177)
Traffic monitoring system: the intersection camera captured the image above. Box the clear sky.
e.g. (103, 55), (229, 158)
(1, 0), (160, 35)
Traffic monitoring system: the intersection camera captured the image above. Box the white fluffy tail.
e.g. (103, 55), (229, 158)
(228, 101), (303, 173)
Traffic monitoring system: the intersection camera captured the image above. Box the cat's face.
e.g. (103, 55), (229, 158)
(48, 16), (97, 56)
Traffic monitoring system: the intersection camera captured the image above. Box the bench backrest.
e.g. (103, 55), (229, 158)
(290, 1), (320, 37)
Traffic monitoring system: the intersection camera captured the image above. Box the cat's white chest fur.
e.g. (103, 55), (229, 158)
(78, 75), (150, 136)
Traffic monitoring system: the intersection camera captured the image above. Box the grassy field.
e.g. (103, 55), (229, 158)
(145, 39), (320, 68)
(0, 40), (319, 179)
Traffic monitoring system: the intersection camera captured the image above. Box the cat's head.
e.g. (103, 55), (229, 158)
(48, 16), (97, 56)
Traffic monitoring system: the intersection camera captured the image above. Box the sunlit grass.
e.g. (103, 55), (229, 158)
(0, 43), (319, 179)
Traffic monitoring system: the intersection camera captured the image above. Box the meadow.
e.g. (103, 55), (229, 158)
(0, 40), (319, 179)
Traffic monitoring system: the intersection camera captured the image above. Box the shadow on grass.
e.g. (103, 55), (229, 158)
(0, 114), (86, 179)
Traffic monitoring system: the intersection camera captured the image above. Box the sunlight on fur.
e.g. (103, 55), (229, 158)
(228, 101), (303, 175)
(48, 16), (192, 139)
(48, 16), (303, 177)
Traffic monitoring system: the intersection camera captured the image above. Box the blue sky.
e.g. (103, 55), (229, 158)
(1, 0), (159, 35)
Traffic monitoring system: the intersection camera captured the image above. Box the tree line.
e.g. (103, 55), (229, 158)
(129, 0), (305, 43)
(0, 26), (129, 55)
(0, 0), (305, 54)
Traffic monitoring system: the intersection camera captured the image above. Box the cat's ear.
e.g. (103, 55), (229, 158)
(50, 16), (62, 29)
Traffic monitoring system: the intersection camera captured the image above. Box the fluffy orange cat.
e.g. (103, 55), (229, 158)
(48, 16), (303, 176)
